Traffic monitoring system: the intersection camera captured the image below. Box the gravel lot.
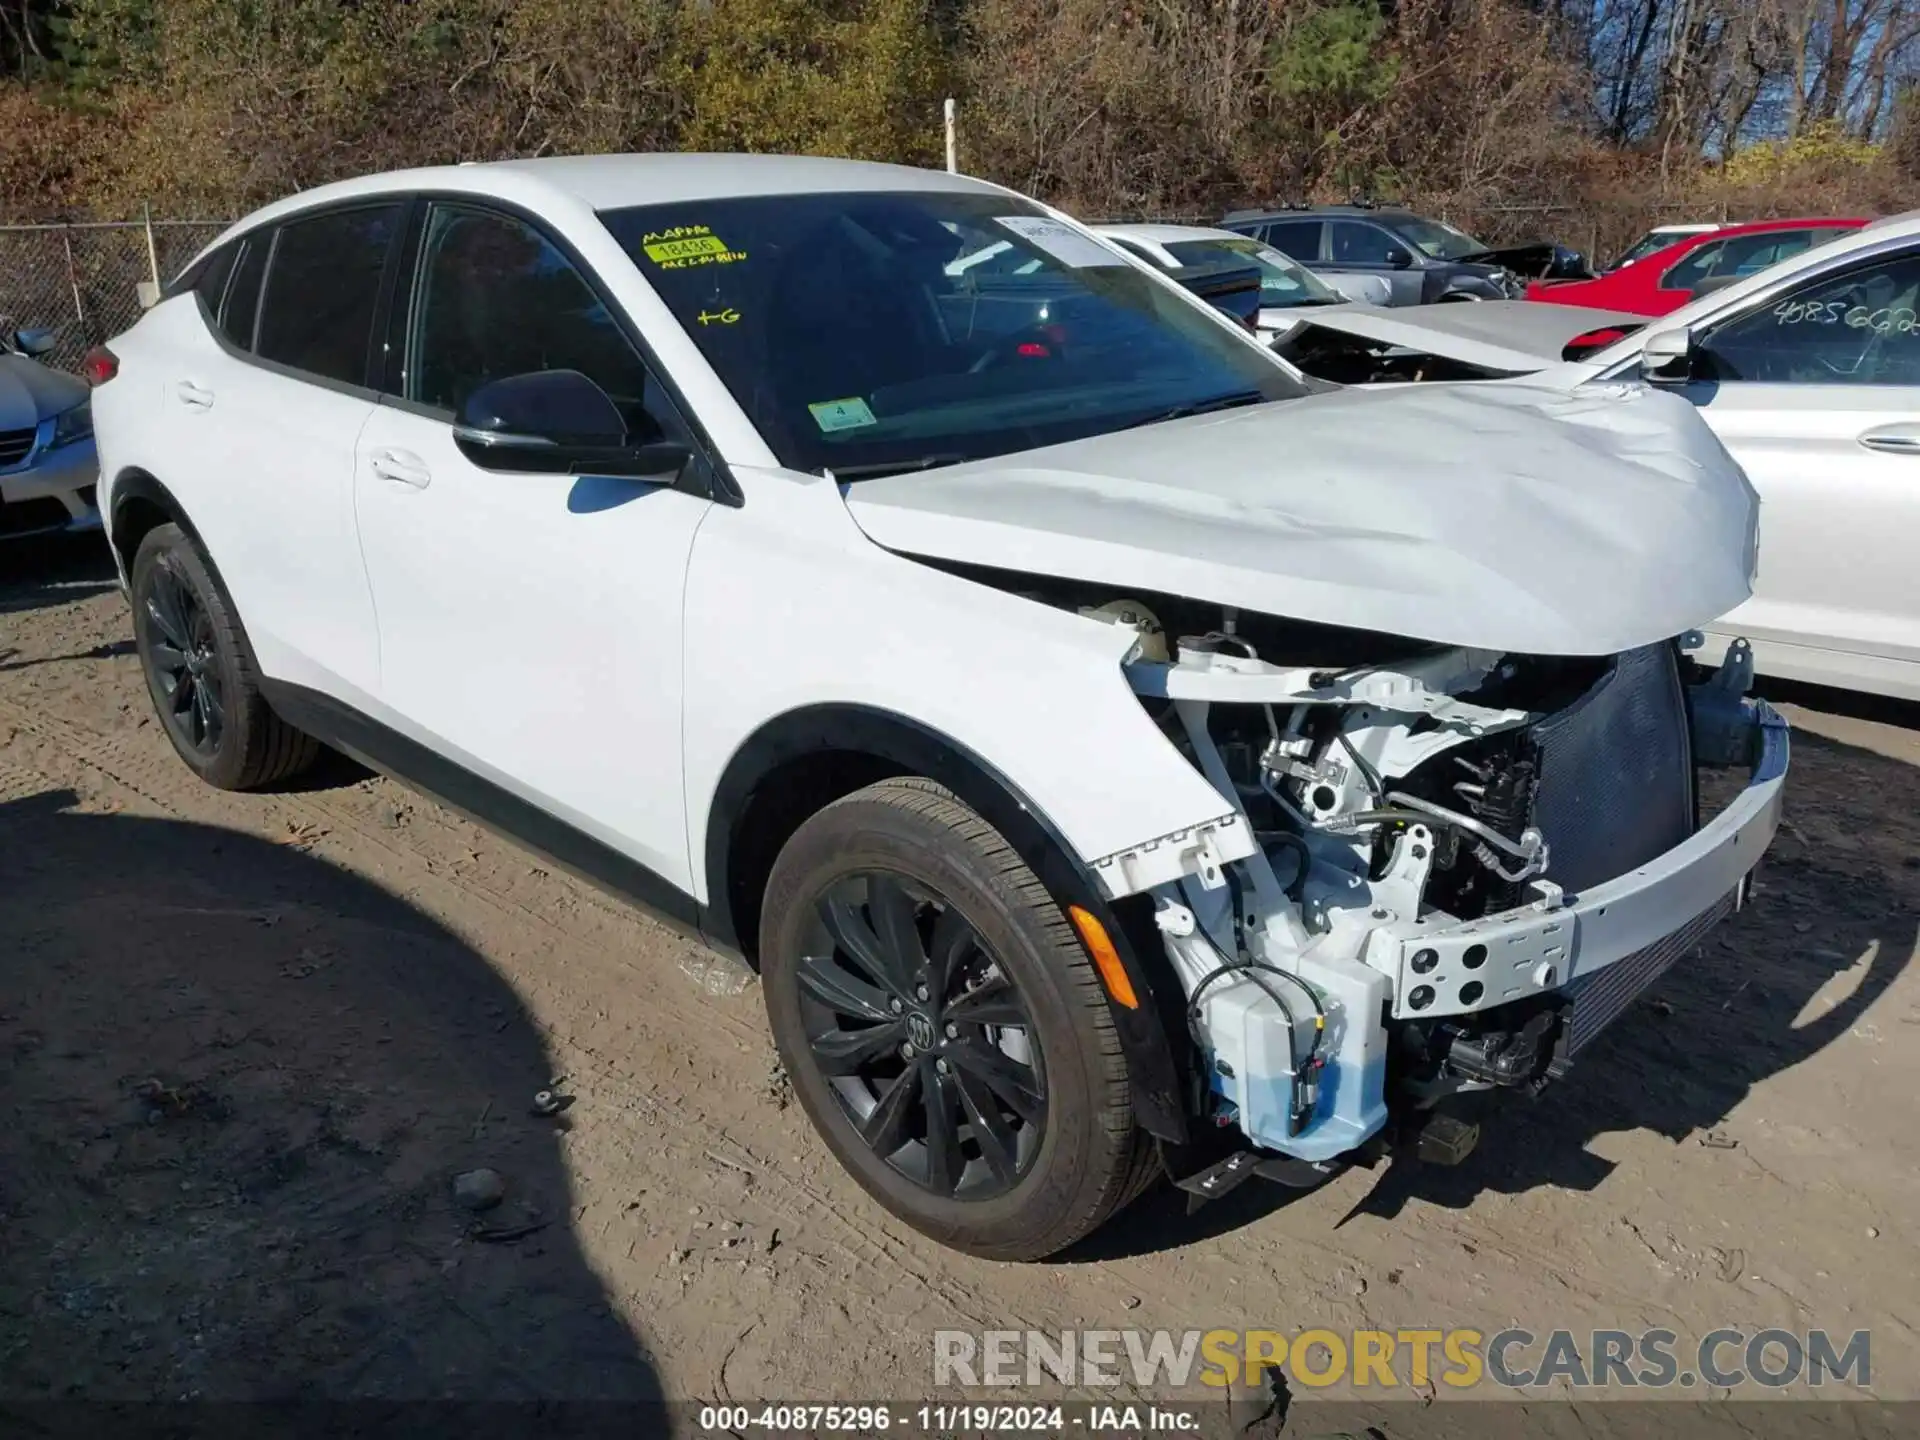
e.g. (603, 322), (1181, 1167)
(3, 534), (1915, 1427)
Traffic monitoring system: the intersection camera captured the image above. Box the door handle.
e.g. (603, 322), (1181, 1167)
(369, 448), (431, 489)
(1859, 424), (1920, 455)
(174, 380), (214, 411)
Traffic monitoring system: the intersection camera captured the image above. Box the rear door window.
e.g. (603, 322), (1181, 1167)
(1262, 220), (1323, 262)
(254, 204), (403, 387)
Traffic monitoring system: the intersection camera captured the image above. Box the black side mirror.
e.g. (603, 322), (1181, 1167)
(453, 369), (690, 482)
(1384, 247), (1414, 269)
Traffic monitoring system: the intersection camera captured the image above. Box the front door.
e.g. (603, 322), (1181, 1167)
(352, 201), (713, 890)
(1327, 220), (1425, 305)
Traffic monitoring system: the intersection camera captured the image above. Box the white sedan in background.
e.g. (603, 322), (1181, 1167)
(1275, 213), (1920, 702)
(1096, 224), (1392, 342)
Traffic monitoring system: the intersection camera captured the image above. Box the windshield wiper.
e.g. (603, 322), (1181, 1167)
(826, 452), (972, 482)
(1122, 389), (1269, 431)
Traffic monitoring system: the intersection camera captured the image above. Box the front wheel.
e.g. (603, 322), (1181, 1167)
(759, 778), (1155, 1260)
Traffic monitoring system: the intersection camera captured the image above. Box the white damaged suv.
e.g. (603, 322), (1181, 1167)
(88, 155), (1786, 1260)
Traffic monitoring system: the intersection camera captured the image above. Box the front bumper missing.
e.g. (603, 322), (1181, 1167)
(1376, 697), (1787, 1023)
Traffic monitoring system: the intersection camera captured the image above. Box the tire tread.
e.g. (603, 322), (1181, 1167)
(131, 524), (321, 791)
(806, 776), (1157, 1257)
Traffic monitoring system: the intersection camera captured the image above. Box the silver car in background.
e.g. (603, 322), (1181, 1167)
(1097, 223), (1392, 342)
(2, 320), (101, 542)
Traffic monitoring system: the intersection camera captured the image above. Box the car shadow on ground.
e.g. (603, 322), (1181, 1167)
(0, 787), (659, 1406)
(0, 532), (120, 616)
(1065, 716), (1920, 1260)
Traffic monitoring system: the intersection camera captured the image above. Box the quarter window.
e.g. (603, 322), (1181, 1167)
(1697, 250), (1920, 386)
(405, 205), (672, 443)
(255, 204), (402, 386)
(187, 243), (238, 318)
(219, 235), (269, 351)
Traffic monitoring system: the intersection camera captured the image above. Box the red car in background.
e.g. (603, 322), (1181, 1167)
(1526, 216), (1869, 314)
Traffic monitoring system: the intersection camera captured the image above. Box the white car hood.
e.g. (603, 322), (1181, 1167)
(842, 380), (1758, 657)
(1290, 300), (1650, 374)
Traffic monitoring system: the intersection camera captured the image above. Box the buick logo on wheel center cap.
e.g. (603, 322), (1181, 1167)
(906, 1012), (936, 1051)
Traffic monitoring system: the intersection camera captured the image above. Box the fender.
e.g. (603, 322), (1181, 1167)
(104, 468), (205, 586)
(702, 703), (1198, 1142)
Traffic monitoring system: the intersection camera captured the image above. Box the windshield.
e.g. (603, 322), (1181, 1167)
(1608, 230), (1697, 270)
(599, 191), (1306, 476)
(1394, 216), (1487, 261)
(1162, 237), (1342, 306)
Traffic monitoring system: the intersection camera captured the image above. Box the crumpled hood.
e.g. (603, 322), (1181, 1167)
(0, 353), (85, 434)
(1287, 299), (1649, 373)
(842, 380), (1759, 657)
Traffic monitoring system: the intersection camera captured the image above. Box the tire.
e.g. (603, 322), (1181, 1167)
(759, 777), (1156, 1261)
(129, 522), (321, 791)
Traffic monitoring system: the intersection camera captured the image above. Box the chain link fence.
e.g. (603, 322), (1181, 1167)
(1, 219), (230, 374)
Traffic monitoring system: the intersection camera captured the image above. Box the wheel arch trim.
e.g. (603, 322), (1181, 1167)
(106, 468), (204, 581)
(702, 702), (1197, 1141)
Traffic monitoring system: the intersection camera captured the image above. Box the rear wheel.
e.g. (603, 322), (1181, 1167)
(130, 523), (320, 790)
(760, 777), (1154, 1260)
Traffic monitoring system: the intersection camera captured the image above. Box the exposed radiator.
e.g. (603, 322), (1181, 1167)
(1529, 643), (1695, 894)
(1553, 888), (1736, 1069)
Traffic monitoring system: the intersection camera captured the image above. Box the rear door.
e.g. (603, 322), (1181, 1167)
(1684, 242), (1920, 696)
(156, 202), (400, 698)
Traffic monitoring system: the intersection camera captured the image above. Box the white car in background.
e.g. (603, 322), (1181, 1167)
(1275, 212), (1920, 702)
(1604, 222), (1727, 272)
(1098, 224), (1391, 340)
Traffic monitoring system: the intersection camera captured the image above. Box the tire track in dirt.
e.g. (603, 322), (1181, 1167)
(0, 695), (1083, 1372)
(0, 693), (1621, 1381)
(14, 628), (1917, 1400)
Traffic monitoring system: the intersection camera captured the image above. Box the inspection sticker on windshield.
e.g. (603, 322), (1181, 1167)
(809, 397), (877, 432)
(640, 225), (747, 270)
(994, 215), (1123, 268)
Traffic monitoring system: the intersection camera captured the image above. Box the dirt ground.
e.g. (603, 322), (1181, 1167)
(3, 535), (1917, 1422)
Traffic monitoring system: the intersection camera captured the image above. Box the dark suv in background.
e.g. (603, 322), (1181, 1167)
(1220, 204), (1586, 306)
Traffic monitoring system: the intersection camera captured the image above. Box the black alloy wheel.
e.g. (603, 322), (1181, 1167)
(129, 522), (321, 791)
(798, 872), (1048, 1200)
(759, 777), (1158, 1261)
(140, 550), (226, 757)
